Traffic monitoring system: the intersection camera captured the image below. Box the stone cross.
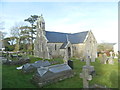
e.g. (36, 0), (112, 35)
(80, 68), (92, 88)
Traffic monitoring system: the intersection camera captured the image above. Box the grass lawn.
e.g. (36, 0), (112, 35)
(2, 57), (119, 88)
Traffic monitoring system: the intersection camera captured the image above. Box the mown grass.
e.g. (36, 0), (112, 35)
(2, 56), (119, 88)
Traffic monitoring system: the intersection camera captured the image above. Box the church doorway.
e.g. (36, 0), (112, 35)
(68, 47), (71, 58)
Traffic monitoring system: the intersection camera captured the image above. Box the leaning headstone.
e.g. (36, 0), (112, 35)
(80, 68), (92, 88)
(31, 64), (74, 87)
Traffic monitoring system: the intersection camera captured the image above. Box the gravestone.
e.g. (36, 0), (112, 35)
(3, 57), (30, 65)
(114, 52), (118, 58)
(110, 51), (113, 58)
(1, 57), (7, 64)
(108, 51), (114, 65)
(22, 60), (51, 73)
(108, 57), (114, 65)
(31, 64), (74, 87)
(100, 53), (107, 64)
(80, 68), (92, 88)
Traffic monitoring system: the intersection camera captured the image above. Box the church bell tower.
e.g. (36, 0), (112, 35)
(34, 14), (50, 59)
(37, 14), (46, 35)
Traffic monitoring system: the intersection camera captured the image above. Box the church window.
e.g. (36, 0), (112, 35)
(55, 44), (57, 50)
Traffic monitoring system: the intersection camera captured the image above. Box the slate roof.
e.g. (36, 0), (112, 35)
(45, 31), (88, 44)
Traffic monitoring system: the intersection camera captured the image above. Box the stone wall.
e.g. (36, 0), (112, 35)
(48, 43), (64, 58)
(72, 44), (85, 59)
(71, 31), (97, 61)
(34, 16), (50, 59)
(83, 31), (97, 62)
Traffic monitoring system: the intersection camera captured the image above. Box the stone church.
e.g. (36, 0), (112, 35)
(34, 15), (97, 62)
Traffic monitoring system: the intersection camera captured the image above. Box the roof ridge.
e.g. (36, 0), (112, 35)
(71, 31), (89, 34)
(46, 31), (68, 34)
(46, 30), (89, 35)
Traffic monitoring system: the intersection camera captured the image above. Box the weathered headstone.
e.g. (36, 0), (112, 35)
(108, 57), (114, 65)
(100, 53), (107, 64)
(80, 68), (92, 88)
(114, 52), (118, 58)
(110, 51), (113, 58)
(107, 51), (114, 65)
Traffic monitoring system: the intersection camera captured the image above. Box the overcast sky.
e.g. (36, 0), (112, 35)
(0, 1), (118, 43)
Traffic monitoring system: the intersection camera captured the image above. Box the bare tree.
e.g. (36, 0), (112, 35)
(10, 22), (26, 51)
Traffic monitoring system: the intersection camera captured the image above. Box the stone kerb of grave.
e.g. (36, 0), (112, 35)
(22, 60), (51, 73)
(31, 64), (74, 87)
(3, 56), (30, 65)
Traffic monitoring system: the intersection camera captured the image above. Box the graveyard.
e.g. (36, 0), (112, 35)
(1, 15), (119, 88)
(2, 55), (119, 88)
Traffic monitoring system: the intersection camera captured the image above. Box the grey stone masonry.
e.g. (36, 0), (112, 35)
(34, 15), (50, 59)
